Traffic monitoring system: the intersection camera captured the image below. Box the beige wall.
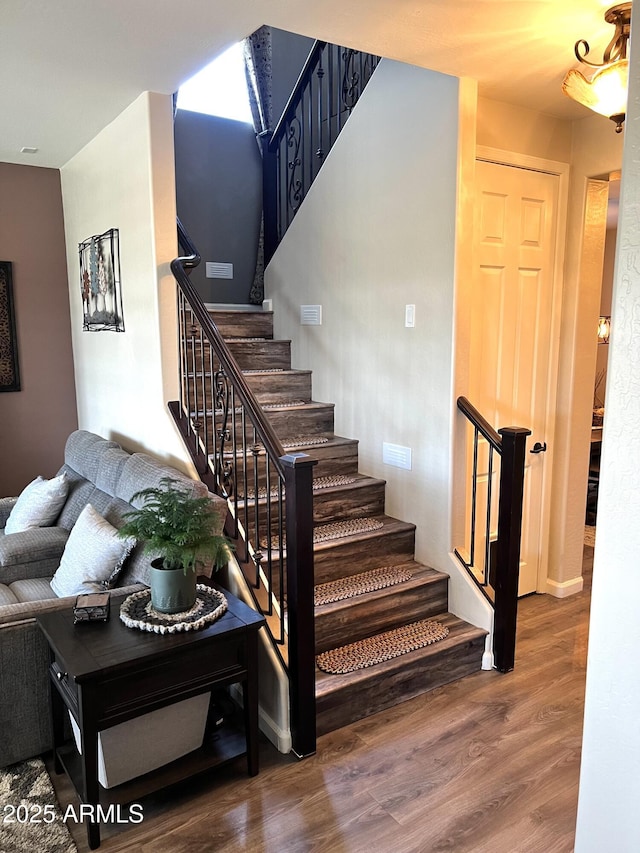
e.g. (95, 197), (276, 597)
(477, 97), (572, 162)
(266, 59), (460, 574)
(60, 92), (192, 470)
(575, 34), (640, 849)
(0, 163), (77, 495)
(547, 115), (623, 592)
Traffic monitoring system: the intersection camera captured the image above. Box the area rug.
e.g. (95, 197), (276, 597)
(585, 525), (596, 548)
(0, 758), (77, 852)
(316, 618), (450, 674)
(315, 565), (413, 606)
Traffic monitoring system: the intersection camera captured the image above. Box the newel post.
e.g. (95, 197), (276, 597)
(493, 426), (531, 673)
(281, 452), (317, 758)
(259, 130), (278, 267)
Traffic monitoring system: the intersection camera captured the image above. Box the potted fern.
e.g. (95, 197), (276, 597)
(118, 477), (232, 614)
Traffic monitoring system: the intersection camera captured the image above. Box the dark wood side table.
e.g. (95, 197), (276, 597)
(37, 588), (265, 850)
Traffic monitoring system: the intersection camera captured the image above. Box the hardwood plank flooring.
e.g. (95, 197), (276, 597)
(48, 547), (592, 852)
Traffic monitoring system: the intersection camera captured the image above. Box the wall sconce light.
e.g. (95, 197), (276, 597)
(562, 2), (632, 133)
(598, 315), (611, 343)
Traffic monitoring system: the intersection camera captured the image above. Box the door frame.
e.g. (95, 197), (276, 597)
(475, 146), (570, 593)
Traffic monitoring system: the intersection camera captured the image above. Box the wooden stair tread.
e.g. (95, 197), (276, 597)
(315, 613), (486, 696)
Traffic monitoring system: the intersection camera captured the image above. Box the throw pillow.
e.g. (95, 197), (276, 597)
(50, 504), (135, 597)
(5, 473), (69, 535)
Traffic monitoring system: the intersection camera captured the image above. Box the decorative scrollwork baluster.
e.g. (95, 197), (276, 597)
(213, 368), (234, 498)
(287, 117), (303, 215)
(341, 48), (360, 111)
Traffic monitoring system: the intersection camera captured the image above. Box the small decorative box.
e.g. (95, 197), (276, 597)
(73, 592), (110, 624)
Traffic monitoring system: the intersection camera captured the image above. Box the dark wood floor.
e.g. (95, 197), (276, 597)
(50, 548), (593, 853)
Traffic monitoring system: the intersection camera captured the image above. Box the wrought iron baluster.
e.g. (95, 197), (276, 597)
(265, 460), (274, 616)
(213, 368), (232, 498)
(470, 426), (479, 569)
(316, 49), (325, 165)
(485, 444), (494, 585)
(277, 476), (285, 644)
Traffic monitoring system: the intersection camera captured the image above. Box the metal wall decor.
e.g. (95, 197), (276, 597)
(79, 228), (124, 332)
(0, 261), (20, 392)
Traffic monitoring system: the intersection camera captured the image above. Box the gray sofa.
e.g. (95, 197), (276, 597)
(0, 430), (225, 768)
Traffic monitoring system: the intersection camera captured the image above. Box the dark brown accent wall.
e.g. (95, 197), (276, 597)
(0, 163), (77, 495)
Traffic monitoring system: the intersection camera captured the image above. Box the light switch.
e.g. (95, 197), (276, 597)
(405, 304), (416, 328)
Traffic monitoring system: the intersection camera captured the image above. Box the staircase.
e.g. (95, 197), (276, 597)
(208, 306), (486, 736)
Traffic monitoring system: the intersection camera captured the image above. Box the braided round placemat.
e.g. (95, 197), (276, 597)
(316, 619), (450, 674)
(315, 565), (413, 606)
(120, 585), (227, 634)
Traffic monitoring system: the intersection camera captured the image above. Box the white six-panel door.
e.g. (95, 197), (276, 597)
(472, 158), (560, 595)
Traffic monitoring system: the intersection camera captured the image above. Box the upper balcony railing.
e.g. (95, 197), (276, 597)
(261, 40), (381, 263)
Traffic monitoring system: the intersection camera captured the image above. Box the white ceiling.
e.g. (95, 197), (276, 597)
(1, 0), (625, 169)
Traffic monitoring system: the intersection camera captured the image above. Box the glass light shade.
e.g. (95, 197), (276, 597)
(597, 316), (611, 343)
(562, 59), (628, 120)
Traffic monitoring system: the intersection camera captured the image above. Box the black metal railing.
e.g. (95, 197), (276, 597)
(454, 396), (531, 673)
(169, 219), (317, 757)
(262, 40), (381, 263)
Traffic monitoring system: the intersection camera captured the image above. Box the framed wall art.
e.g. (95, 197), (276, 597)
(0, 261), (20, 392)
(79, 228), (124, 332)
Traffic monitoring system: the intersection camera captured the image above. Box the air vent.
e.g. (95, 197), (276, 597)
(383, 442), (412, 470)
(206, 262), (233, 279)
(300, 305), (322, 325)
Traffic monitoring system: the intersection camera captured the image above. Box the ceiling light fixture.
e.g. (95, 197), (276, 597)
(562, 2), (632, 133)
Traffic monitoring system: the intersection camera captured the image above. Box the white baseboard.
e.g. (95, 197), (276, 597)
(229, 684), (292, 754)
(546, 575), (584, 598)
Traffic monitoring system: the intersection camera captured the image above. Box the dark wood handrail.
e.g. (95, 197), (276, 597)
(269, 40), (326, 148)
(172, 221), (287, 472)
(457, 396), (502, 452)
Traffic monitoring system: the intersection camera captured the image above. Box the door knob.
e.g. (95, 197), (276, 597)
(530, 441), (547, 454)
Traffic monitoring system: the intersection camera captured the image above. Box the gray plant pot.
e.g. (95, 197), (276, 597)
(149, 558), (197, 614)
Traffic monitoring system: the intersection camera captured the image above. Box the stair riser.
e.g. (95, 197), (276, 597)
(208, 310), (274, 339)
(198, 405), (335, 447)
(187, 340), (291, 372)
(314, 577), (449, 652)
(244, 371), (312, 404)
(259, 526), (416, 600)
(222, 442), (360, 492)
(313, 481), (386, 523)
(315, 634), (486, 735)
(184, 370), (313, 409)
(313, 527), (416, 585)
(240, 480), (387, 534)
(226, 340), (291, 371)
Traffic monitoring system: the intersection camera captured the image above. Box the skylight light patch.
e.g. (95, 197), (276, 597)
(177, 42), (253, 124)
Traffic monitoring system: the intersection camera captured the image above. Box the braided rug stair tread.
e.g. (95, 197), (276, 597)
(316, 618), (450, 674)
(240, 475), (358, 501)
(243, 368), (285, 374)
(262, 400), (307, 409)
(262, 517), (385, 551)
(315, 565), (414, 606)
(282, 435), (330, 448)
(314, 518), (384, 543)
